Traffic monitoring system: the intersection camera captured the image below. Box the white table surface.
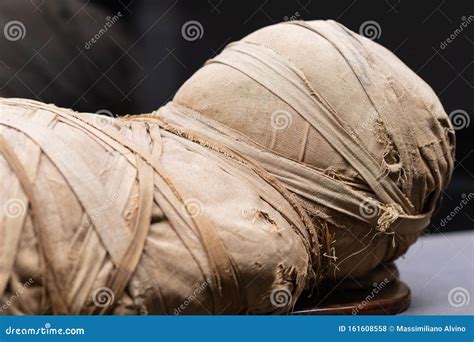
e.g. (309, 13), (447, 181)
(396, 231), (474, 315)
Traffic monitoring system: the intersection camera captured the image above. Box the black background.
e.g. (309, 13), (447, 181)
(0, 0), (472, 233)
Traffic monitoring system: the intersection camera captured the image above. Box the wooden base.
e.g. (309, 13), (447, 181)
(293, 279), (410, 315)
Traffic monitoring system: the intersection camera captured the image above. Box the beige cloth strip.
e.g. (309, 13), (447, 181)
(0, 99), (246, 314)
(93, 124), (155, 314)
(203, 41), (435, 233)
(137, 112), (320, 278)
(157, 102), (432, 235)
(58, 110), (244, 314)
(0, 128), (40, 296)
(0, 135), (69, 314)
(206, 41), (413, 214)
(290, 20), (422, 208)
(325, 21), (453, 211)
(0, 117), (132, 266)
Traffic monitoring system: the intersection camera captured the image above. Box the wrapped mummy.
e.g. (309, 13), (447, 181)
(0, 20), (454, 314)
(174, 20), (455, 280)
(0, 98), (317, 314)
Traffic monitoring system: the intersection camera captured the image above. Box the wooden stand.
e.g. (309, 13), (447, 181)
(293, 279), (410, 315)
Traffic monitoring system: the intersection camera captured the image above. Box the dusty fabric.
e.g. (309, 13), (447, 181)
(0, 98), (318, 314)
(0, 19), (455, 315)
(174, 20), (455, 279)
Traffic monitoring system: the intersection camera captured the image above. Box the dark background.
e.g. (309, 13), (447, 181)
(0, 0), (472, 233)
